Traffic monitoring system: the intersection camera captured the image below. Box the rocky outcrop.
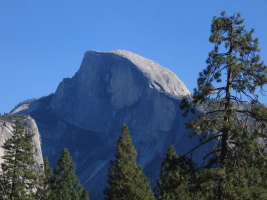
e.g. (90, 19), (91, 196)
(0, 115), (43, 173)
(12, 50), (209, 199)
(50, 50), (190, 132)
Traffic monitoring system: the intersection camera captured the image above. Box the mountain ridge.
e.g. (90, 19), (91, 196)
(10, 50), (209, 200)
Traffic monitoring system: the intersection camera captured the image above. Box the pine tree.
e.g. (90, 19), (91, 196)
(180, 12), (267, 199)
(104, 124), (155, 200)
(0, 120), (37, 200)
(52, 148), (89, 200)
(0, 171), (4, 197)
(35, 157), (54, 200)
(154, 145), (193, 200)
(81, 188), (90, 200)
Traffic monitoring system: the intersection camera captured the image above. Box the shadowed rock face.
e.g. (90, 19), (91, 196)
(12, 50), (209, 200)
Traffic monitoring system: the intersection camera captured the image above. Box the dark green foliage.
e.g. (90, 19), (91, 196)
(0, 114), (28, 123)
(81, 188), (90, 200)
(191, 140), (267, 200)
(43, 157), (54, 192)
(154, 146), (193, 200)
(104, 124), (155, 200)
(52, 148), (89, 200)
(0, 120), (37, 200)
(181, 12), (267, 199)
(35, 157), (54, 200)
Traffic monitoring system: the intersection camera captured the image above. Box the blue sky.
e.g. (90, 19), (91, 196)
(1, 1), (267, 114)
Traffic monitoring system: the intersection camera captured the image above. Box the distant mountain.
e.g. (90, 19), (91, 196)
(11, 50), (210, 199)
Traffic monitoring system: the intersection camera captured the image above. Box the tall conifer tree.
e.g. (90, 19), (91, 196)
(104, 124), (155, 200)
(35, 157), (54, 200)
(0, 120), (37, 200)
(154, 146), (193, 200)
(181, 12), (267, 199)
(52, 148), (89, 200)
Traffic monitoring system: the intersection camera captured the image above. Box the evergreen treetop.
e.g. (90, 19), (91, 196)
(35, 157), (54, 200)
(0, 120), (37, 200)
(181, 11), (267, 168)
(154, 145), (193, 200)
(52, 148), (89, 200)
(180, 12), (267, 199)
(104, 124), (155, 200)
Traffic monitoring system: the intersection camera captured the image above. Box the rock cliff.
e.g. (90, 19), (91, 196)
(50, 50), (190, 132)
(0, 115), (43, 173)
(12, 50), (209, 199)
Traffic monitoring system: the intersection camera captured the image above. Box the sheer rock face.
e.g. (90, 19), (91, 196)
(50, 50), (190, 132)
(0, 116), (43, 173)
(12, 50), (209, 200)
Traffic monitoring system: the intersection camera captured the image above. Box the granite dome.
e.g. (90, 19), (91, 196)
(98, 49), (190, 97)
(11, 50), (209, 200)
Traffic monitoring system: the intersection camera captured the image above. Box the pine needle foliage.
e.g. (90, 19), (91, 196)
(52, 148), (89, 200)
(104, 124), (155, 200)
(180, 12), (267, 199)
(0, 120), (37, 200)
(35, 157), (54, 200)
(154, 145), (193, 200)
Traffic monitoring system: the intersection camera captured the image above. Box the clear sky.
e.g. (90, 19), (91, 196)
(1, 1), (267, 114)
